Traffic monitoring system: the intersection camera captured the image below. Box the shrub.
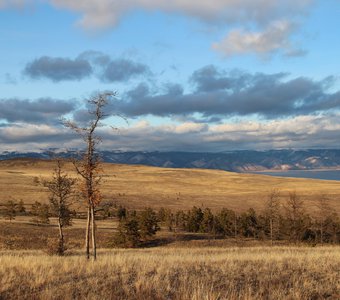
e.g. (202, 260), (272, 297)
(45, 238), (67, 256)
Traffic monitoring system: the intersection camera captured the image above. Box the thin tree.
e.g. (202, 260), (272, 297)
(284, 191), (306, 243)
(264, 188), (281, 246)
(234, 210), (238, 239)
(31, 201), (50, 224)
(63, 91), (117, 260)
(42, 158), (76, 255)
(315, 195), (337, 244)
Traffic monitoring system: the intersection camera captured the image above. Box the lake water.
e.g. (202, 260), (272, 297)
(248, 170), (340, 181)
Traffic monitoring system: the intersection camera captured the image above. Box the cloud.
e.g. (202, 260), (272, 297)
(0, 98), (77, 123)
(174, 122), (208, 134)
(0, 0), (30, 9)
(96, 114), (340, 151)
(212, 20), (307, 58)
(2, 112), (340, 152)
(47, 0), (313, 57)
(49, 0), (312, 30)
(1, 1), (314, 58)
(24, 56), (93, 82)
(117, 67), (340, 119)
(77, 50), (111, 66)
(190, 65), (248, 92)
(5, 114), (337, 152)
(101, 59), (150, 82)
(24, 52), (149, 82)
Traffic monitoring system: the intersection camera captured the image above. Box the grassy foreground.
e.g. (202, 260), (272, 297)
(1, 246), (339, 299)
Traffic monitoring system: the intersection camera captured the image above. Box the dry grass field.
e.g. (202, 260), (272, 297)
(1, 158), (340, 213)
(0, 246), (339, 300)
(1, 158), (340, 299)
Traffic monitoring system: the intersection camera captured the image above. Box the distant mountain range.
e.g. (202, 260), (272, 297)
(2, 149), (340, 172)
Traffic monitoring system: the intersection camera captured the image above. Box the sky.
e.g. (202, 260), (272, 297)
(1, 0), (340, 152)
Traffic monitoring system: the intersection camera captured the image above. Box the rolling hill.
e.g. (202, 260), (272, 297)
(0, 158), (339, 213)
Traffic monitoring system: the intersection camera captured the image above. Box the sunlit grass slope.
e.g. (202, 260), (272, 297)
(1, 158), (340, 212)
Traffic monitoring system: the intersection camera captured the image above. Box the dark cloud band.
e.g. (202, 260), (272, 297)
(117, 66), (340, 119)
(0, 98), (77, 124)
(24, 56), (93, 82)
(23, 52), (150, 83)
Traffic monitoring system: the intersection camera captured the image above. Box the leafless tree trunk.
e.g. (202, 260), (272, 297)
(85, 206), (91, 259)
(91, 206), (96, 260)
(285, 191), (305, 243)
(63, 91), (117, 260)
(315, 195), (334, 245)
(58, 216), (65, 253)
(269, 218), (273, 246)
(234, 211), (237, 239)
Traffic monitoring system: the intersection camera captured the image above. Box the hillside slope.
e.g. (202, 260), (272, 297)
(0, 158), (339, 212)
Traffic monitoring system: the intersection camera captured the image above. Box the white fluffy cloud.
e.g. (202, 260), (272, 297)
(49, 0), (312, 57)
(212, 20), (306, 58)
(2, 114), (340, 152)
(1, 0), (313, 57)
(49, 0), (312, 29)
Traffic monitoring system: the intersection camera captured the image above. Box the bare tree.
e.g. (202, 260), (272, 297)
(63, 91), (117, 260)
(264, 189), (281, 246)
(284, 191), (306, 243)
(42, 158), (76, 255)
(315, 195), (337, 244)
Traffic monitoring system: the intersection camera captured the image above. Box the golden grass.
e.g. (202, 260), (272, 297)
(1, 158), (340, 212)
(0, 246), (339, 299)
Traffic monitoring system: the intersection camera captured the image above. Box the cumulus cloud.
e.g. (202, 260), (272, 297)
(46, 0), (313, 57)
(190, 65), (248, 92)
(0, 98), (77, 123)
(0, 123), (81, 152)
(104, 115), (337, 149)
(1, 1), (314, 57)
(212, 20), (306, 58)
(49, 0), (312, 30)
(95, 114), (340, 151)
(24, 52), (149, 82)
(101, 59), (150, 82)
(117, 67), (340, 119)
(24, 56), (93, 82)
(2, 113), (340, 152)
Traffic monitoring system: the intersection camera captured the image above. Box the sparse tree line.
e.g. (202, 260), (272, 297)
(1, 189), (339, 250)
(155, 190), (340, 245)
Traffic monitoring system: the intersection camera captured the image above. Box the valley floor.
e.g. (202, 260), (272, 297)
(1, 246), (339, 300)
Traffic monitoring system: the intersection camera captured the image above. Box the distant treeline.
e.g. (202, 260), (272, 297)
(1, 190), (339, 247)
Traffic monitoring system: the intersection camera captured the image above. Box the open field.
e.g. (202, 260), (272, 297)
(1, 246), (339, 300)
(1, 158), (339, 299)
(1, 158), (340, 213)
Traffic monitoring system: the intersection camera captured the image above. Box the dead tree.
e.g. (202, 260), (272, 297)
(42, 158), (76, 255)
(284, 191), (306, 243)
(315, 195), (337, 244)
(63, 91), (117, 260)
